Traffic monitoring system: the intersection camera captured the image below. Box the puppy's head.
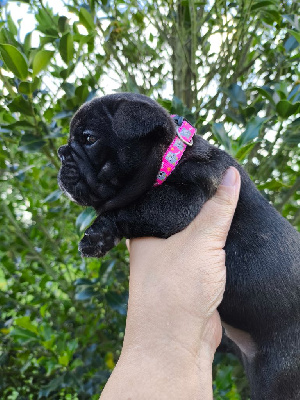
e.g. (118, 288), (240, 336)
(58, 93), (176, 212)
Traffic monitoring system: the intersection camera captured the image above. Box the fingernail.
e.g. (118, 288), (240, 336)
(221, 167), (238, 187)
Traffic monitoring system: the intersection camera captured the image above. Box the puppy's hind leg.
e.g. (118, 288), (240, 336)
(79, 215), (120, 258)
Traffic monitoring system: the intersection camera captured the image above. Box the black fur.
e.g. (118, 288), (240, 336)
(58, 93), (300, 399)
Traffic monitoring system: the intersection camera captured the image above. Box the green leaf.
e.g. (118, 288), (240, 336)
(59, 32), (73, 64)
(241, 106), (256, 119)
(76, 207), (97, 234)
(157, 98), (172, 111)
(100, 260), (117, 284)
(212, 123), (232, 151)
(224, 109), (244, 124)
(287, 84), (300, 102)
(274, 81), (288, 100)
(61, 82), (76, 98)
(43, 189), (62, 203)
(53, 110), (74, 120)
(23, 32), (32, 55)
(15, 316), (38, 334)
(283, 118), (300, 144)
(67, 339), (78, 353)
(0, 44), (28, 80)
(7, 13), (18, 37)
(10, 327), (38, 342)
(36, 7), (58, 36)
(5, 120), (35, 130)
(40, 304), (48, 318)
(133, 11), (144, 25)
(79, 8), (95, 32)
(8, 95), (32, 116)
(32, 50), (54, 77)
(58, 16), (69, 33)
(32, 76), (42, 91)
(287, 29), (300, 44)
(58, 352), (70, 366)
(250, 1), (276, 11)
(18, 82), (33, 95)
(39, 376), (64, 398)
(9, 0), (30, 3)
(39, 35), (57, 46)
(284, 36), (299, 52)
(257, 180), (289, 191)
(19, 133), (46, 153)
(249, 86), (275, 105)
(0, 27), (20, 48)
(106, 291), (128, 315)
(75, 84), (89, 102)
(234, 142), (259, 162)
(239, 116), (267, 146)
(74, 278), (94, 286)
(227, 83), (247, 106)
(60, 63), (76, 80)
(18, 77), (41, 94)
(262, 9), (281, 24)
(276, 100), (300, 118)
(283, 14), (298, 28)
(75, 286), (96, 301)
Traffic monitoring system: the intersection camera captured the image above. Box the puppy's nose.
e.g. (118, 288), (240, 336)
(58, 145), (69, 161)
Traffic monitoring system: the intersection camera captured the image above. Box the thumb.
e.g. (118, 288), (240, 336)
(193, 167), (241, 247)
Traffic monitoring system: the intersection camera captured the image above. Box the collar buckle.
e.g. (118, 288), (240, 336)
(176, 126), (194, 146)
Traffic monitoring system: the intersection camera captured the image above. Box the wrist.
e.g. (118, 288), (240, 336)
(101, 341), (213, 400)
(121, 317), (218, 367)
(122, 280), (221, 363)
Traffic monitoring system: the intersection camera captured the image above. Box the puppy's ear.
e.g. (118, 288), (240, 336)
(112, 98), (173, 141)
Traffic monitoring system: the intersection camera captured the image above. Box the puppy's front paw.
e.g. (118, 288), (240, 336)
(79, 225), (119, 258)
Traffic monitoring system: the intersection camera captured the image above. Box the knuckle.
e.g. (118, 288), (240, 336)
(212, 191), (235, 208)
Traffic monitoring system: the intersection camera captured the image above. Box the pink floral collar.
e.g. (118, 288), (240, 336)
(154, 115), (196, 186)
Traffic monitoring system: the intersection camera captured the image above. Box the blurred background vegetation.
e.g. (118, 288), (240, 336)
(0, 0), (299, 398)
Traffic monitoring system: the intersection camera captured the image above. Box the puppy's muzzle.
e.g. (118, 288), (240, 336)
(58, 144), (71, 162)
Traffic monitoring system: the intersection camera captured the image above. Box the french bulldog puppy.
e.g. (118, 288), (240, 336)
(58, 93), (300, 400)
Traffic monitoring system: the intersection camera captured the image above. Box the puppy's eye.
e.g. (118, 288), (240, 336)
(86, 135), (97, 144)
(82, 130), (98, 145)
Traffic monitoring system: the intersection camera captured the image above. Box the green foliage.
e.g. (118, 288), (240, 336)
(0, 0), (299, 398)
(0, 43), (28, 80)
(32, 50), (54, 78)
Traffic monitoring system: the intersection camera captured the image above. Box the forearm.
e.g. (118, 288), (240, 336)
(100, 272), (217, 400)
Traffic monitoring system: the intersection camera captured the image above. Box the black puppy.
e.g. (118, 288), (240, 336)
(58, 93), (300, 400)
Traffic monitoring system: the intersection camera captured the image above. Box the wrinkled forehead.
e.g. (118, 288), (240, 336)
(69, 98), (112, 135)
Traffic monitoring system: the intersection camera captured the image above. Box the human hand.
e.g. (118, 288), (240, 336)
(101, 166), (241, 400)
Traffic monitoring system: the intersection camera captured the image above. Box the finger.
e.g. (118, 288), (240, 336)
(192, 167), (241, 246)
